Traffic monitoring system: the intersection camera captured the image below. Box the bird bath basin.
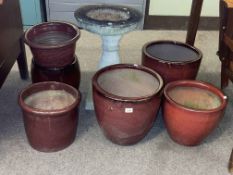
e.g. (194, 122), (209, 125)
(75, 5), (142, 109)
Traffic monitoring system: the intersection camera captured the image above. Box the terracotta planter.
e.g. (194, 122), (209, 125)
(24, 21), (80, 68)
(31, 56), (81, 89)
(142, 40), (202, 84)
(92, 64), (164, 145)
(163, 80), (227, 146)
(18, 81), (81, 152)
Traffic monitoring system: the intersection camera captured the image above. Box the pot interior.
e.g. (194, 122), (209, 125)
(146, 42), (200, 62)
(24, 90), (75, 110)
(27, 23), (77, 46)
(97, 68), (160, 98)
(167, 86), (222, 110)
(22, 83), (79, 111)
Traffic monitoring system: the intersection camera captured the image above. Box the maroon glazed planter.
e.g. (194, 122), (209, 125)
(31, 56), (81, 89)
(142, 40), (202, 84)
(24, 21), (80, 68)
(92, 64), (164, 145)
(163, 80), (227, 146)
(18, 81), (81, 152)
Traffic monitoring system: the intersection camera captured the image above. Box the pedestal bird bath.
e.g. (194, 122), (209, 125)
(75, 4), (142, 109)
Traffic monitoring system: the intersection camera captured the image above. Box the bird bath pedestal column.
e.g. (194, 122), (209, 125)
(75, 5), (142, 110)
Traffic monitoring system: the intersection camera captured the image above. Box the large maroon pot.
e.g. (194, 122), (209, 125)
(18, 81), (81, 152)
(92, 64), (164, 145)
(31, 56), (80, 89)
(142, 40), (202, 84)
(24, 21), (80, 68)
(163, 80), (227, 146)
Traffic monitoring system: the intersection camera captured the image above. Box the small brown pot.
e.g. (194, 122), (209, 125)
(18, 81), (81, 152)
(24, 21), (80, 68)
(92, 64), (164, 145)
(142, 40), (202, 84)
(31, 56), (81, 89)
(163, 80), (227, 146)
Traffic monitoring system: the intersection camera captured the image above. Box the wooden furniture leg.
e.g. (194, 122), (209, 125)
(17, 37), (29, 80)
(218, 0), (233, 88)
(186, 0), (204, 46)
(0, 0), (29, 88)
(221, 57), (230, 88)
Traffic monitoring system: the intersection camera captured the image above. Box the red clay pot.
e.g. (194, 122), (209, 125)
(163, 80), (227, 146)
(18, 81), (81, 152)
(24, 21), (80, 68)
(142, 40), (202, 84)
(92, 64), (164, 145)
(31, 56), (80, 89)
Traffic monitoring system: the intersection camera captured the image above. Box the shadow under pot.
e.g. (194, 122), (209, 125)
(24, 21), (80, 68)
(92, 64), (164, 145)
(18, 81), (81, 152)
(163, 80), (227, 146)
(142, 40), (202, 84)
(31, 56), (80, 89)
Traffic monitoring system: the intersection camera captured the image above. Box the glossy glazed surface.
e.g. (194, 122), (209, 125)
(31, 57), (80, 89)
(24, 22), (80, 68)
(92, 64), (163, 145)
(18, 82), (81, 152)
(163, 80), (227, 146)
(142, 40), (202, 84)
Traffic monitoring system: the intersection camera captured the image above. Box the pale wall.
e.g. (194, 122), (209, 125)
(149, 0), (219, 17)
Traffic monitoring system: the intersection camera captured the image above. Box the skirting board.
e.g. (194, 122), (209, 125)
(143, 15), (219, 30)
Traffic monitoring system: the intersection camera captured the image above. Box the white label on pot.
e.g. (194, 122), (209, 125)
(125, 108), (133, 113)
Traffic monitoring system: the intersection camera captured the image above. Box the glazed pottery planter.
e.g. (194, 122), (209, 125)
(92, 64), (163, 145)
(31, 56), (81, 89)
(24, 21), (80, 68)
(142, 40), (202, 84)
(163, 80), (227, 146)
(18, 81), (81, 152)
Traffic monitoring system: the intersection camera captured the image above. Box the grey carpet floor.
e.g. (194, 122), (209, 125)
(0, 30), (232, 175)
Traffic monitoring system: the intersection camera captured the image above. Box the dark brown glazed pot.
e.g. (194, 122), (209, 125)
(142, 40), (202, 84)
(24, 21), (80, 68)
(18, 81), (81, 152)
(163, 80), (227, 146)
(31, 56), (80, 89)
(92, 64), (164, 145)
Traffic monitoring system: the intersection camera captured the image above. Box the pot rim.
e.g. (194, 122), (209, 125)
(24, 21), (80, 49)
(18, 81), (81, 115)
(92, 64), (164, 102)
(163, 80), (228, 113)
(142, 40), (203, 65)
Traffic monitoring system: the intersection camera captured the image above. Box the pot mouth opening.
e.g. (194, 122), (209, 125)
(143, 40), (202, 64)
(93, 64), (164, 102)
(164, 80), (227, 112)
(25, 21), (80, 49)
(19, 82), (81, 114)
